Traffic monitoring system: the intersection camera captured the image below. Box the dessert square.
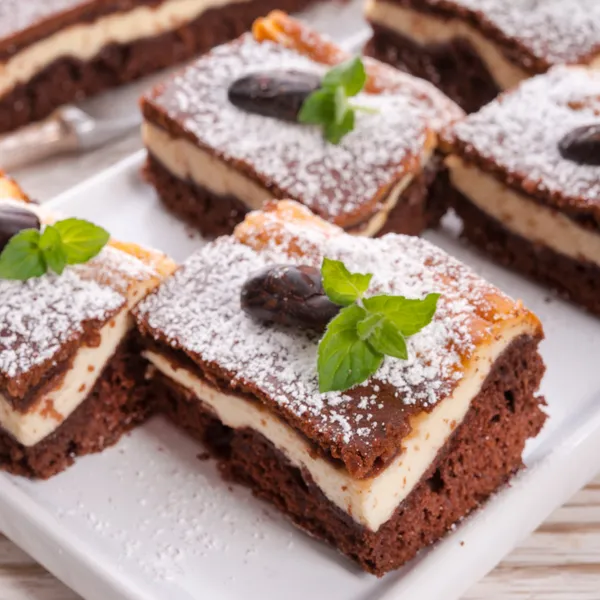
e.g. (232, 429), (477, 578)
(134, 200), (546, 575)
(0, 175), (176, 478)
(364, 0), (600, 112)
(141, 12), (463, 238)
(445, 66), (600, 316)
(0, 0), (316, 134)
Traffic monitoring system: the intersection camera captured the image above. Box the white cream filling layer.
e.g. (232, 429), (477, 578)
(0, 309), (131, 447)
(0, 0), (249, 97)
(143, 122), (427, 237)
(365, 0), (530, 91)
(145, 321), (532, 531)
(448, 156), (600, 267)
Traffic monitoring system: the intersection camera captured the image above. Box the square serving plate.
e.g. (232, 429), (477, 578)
(2, 4), (600, 598)
(2, 150), (600, 600)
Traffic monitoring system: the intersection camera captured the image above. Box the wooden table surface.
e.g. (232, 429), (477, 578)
(3, 102), (600, 599)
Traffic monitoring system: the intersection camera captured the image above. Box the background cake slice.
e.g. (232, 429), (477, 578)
(134, 200), (546, 575)
(444, 66), (600, 316)
(0, 175), (176, 478)
(365, 0), (600, 113)
(0, 0), (317, 134)
(141, 12), (463, 238)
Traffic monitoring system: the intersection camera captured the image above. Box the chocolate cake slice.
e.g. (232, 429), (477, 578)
(0, 0), (317, 134)
(444, 66), (600, 316)
(365, 0), (600, 112)
(141, 11), (463, 239)
(0, 177), (176, 478)
(134, 200), (546, 575)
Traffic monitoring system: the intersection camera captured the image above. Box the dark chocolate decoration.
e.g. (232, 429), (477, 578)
(241, 264), (340, 331)
(558, 124), (600, 166)
(228, 70), (321, 122)
(0, 204), (41, 252)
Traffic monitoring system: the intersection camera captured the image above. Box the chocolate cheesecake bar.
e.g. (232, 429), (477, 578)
(135, 200), (546, 575)
(0, 0), (316, 134)
(445, 66), (600, 316)
(365, 0), (600, 112)
(141, 12), (463, 238)
(0, 180), (176, 478)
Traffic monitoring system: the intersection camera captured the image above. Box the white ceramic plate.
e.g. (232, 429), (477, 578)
(2, 149), (600, 600)
(2, 4), (600, 597)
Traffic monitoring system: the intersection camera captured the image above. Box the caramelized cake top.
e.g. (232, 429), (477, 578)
(135, 201), (541, 478)
(142, 12), (462, 230)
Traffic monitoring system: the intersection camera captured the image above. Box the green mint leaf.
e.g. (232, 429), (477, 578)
(364, 317), (408, 360)
(53, 218), (110, 265)
(317, 304), (383, 393)
(351, 103), (379, 115)
(321, 257), (372, 306)
(299, 57), (368, 144)
(324, 108), (354, 144)
(0, 229), (46, 280)
(362, 293), (441, 336)
(39, 225), (67, 275)
(356, 313), (382, 341)
(357, 313), (408, 360)
(298, 89), (334, 125)
(322, 56), (367, 97)
(333, 86), (348, 125)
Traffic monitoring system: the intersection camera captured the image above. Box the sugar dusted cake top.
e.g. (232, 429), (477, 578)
(142, 13), (462, 230)
(135, 201), (541, 478)
(420, 0), (600, 68)
(0, 246), (168, 396)
(0, 186), (175, 397)
(446, 67), (600, 223)
(0, 0), (82, 37)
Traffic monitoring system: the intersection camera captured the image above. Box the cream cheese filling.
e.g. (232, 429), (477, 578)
(447, 156), (600, 267)
(145, 321), (533, 531)
(0, 0), (250, 97)
(0, 309), (131, 447)
(365, 0), (531, 91)
(143, 122), (430, 238)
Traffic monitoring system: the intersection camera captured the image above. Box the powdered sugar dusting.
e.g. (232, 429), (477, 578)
(137, 229), (501, 449)
(0, 245), (161, 384)
(0, 0), (87, 40)
(429, 0), (600, 65)
(145, 34), (457, 226)
(450, 67), (600, 212)
(80, 245), (162, 294)
(0, 270), (124, 382)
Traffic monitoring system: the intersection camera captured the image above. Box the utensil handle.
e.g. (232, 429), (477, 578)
(0, 115), (79, 172)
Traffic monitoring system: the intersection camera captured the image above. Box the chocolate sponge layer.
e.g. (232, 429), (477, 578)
(155, 333), (546, 575)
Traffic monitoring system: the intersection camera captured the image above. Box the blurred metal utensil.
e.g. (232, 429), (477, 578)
(0, 106), (141, 171)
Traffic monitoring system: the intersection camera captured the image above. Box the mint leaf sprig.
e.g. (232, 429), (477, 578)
(0, 218), (110, 281)
(317, 258), (440, 393)
(298, 57), (376, 144)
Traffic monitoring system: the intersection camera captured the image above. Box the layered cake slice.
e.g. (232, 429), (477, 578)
(445, 67), (600, 316)
(365, 0), (600, 112)
(135, 200), (546, 575)
(0, 175), (176, 478)
(141, 11), (463, 238)
(0, 0), (316, 134)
